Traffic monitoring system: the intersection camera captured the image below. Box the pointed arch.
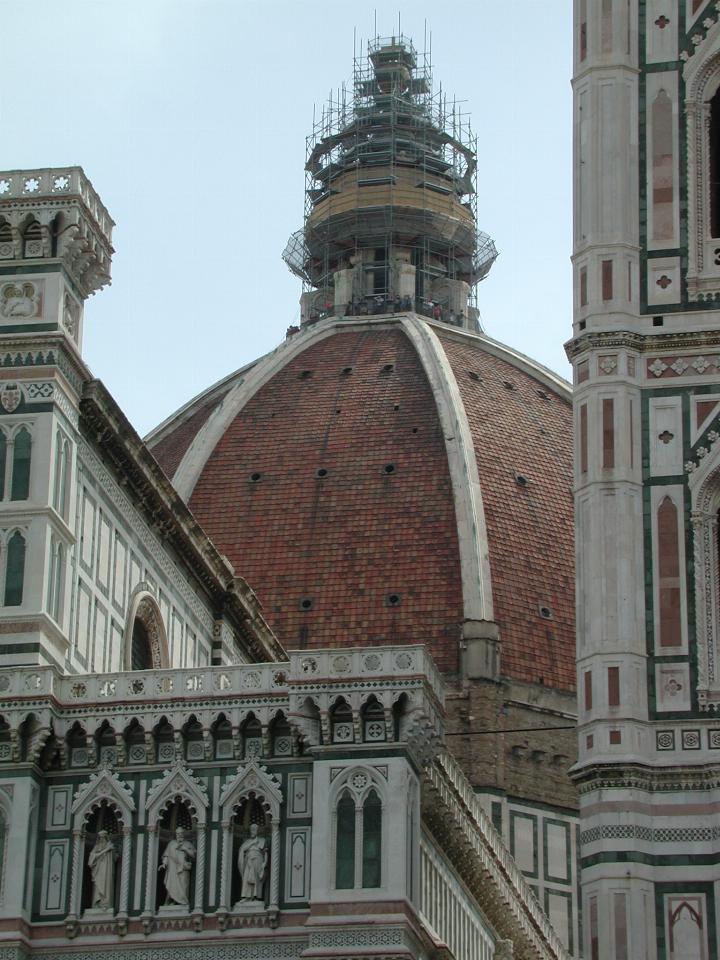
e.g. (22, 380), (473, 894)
(217, 761), (283, 914)
(143, 761), (208, 917)
(123, 588), (169, 670)
(68, 768), (135, 922)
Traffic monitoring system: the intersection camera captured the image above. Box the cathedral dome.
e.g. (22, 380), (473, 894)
(148, 314), (575, 690)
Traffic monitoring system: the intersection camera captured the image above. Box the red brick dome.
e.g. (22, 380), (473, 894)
(149, 316), (575, 690)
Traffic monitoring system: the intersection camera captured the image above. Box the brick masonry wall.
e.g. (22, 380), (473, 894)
(446, 679), (578, 811)
(438, 334), (576, 692)
(188, 329), (465, 672)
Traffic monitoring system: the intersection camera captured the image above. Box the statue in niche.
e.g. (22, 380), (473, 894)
(160, 826), (195, 906)
(88, 830), (117, 910)
(238, 822), (267, 901)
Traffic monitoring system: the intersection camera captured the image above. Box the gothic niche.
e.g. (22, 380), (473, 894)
(156, 800), (196, 909)
(82, 802), (120, 914)
(231, 797), (268, 908)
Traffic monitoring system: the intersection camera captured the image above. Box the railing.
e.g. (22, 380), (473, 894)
(288, 645), (445, 707)
(0, 167), (114, 238)
(0, 644), (444, 710)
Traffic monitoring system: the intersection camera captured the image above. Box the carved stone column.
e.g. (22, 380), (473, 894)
(193, 824), (206, 916)
(142, 824), (158, 930)
(692, 510), (719, 705)
(118, 826), (132, 919)
(67, 828), (83, 926)
(269, 817), (280, 913)
(218, 819), (232, 913)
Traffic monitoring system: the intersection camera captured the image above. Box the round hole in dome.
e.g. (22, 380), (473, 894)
(515, 474), (529, 487)
(383, 464), (396, 475)
(381, 363), (395, 374)
(537, 389), (550, 400)
(249, 472), (262, 483)
(299, 598), (313, 611)
(316, 468), (328, 478)
(503, 381), (516, 391)
(386, 593), (401, 607)
(468, 370), (482, 382)
(539, 605), (553, 620)
(299, 370), (313, 380)
(411, 427), (418, 434)
(393, 404), (400, 411)
(341, 366), (353, 375)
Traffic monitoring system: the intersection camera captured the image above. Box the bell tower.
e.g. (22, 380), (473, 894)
(569, 3), (720, 957)
(0, 167), (113, 668)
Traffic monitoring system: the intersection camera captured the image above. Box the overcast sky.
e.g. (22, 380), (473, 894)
(1, 0), (572, 437)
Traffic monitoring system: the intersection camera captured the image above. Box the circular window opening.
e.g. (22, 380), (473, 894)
(411, 427), (418, 434)
(316, 468), (328, 478)
(539, 605), (553, 620)
(299, 370), (313, 380)
(299, 598), (313, 611)
(341, 366), (353, 375)
(537, 390), (550, 400)
(249, 472), (262, 483)
(386, 593), (401, 606)
(383, 464), (396, 475)
(381, 363), (395, 374)
(515, 474), (529, 487)
(468, 371), (482, 382)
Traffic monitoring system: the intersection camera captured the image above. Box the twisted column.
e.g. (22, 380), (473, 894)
(143, 825), (157, 916)
(68, 828), (83, 918)
(218, 820), (232, 911)
(193, 824), (206, 913)
(269, 818), (280, 910)
(119, 826), (132, 916)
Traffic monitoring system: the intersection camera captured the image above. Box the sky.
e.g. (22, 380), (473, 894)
(0, 0), (572, 437)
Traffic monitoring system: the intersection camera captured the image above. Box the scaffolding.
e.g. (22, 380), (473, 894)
(282, 33), (497, 320)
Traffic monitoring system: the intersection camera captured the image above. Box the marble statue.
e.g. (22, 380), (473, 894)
(160, 826), (195, 906)
(238, 823), (267, 901)
(88, 830), (117, 910)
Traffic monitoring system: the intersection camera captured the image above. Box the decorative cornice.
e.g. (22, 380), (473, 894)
(572, 761), (720, 794)
(566, 328), (720, 360)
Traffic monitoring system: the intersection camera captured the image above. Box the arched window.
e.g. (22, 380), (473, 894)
(4, 530), (25, 606)
(10, 427), (31, 501)
(362, 790), (382, 888)
(22, 220), (42, 259)
(333, 770), (385, 892)
(47, 537), (64, 623)
(131, 617), (153, 670)
(712, 87), (720, 239)
(53, 431), (70, 517)
(124, 591), (169, 670)
(335, 791), (356, 890)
